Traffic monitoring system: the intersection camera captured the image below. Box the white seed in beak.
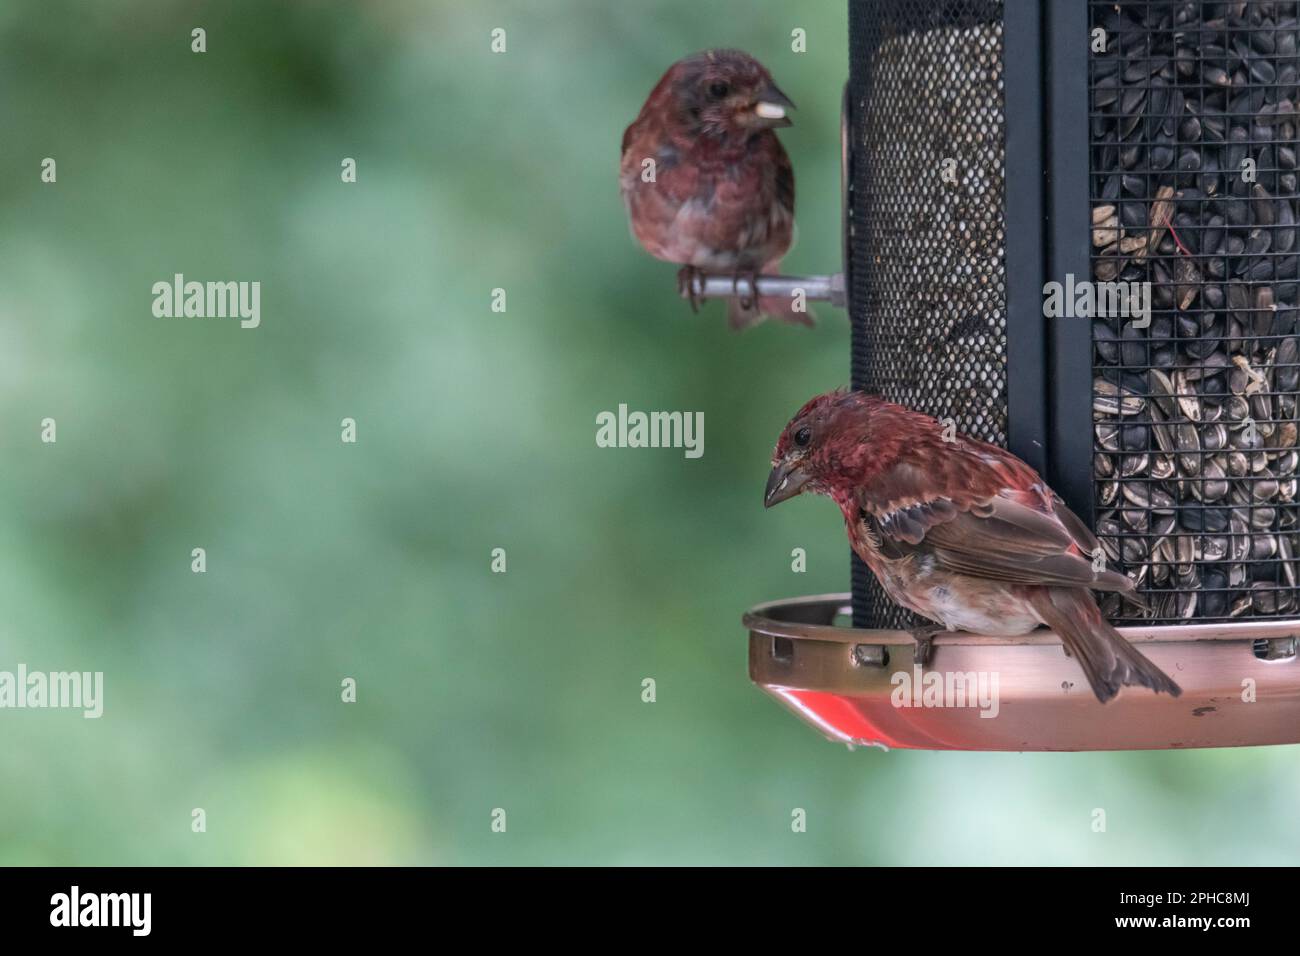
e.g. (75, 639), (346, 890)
(754, 102), (786, 120)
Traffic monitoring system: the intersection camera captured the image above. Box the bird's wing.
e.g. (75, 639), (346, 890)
(858, 455), (1134, 593)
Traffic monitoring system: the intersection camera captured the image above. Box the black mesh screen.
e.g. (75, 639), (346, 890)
(1087, 1), (1300, 622)
(847, 0), (1009, 629)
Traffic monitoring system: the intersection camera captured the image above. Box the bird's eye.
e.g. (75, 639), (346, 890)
(794, 427), (812, 448)
(708, 81), (730, 99)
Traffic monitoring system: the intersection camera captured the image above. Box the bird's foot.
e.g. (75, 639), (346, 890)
(677, 266), (702, 313)
(732, 270), (759, 310)
(909, 625), (945, 668)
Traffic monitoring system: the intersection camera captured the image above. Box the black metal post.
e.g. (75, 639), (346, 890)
(1044, 0), (1095, 525)
(1003, 0), (1049, 479)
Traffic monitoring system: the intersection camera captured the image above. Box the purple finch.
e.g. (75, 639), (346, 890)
(765, 390), (1182, 704)
(620, 50), (810, 330)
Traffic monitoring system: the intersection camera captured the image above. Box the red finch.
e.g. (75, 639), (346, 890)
(620, 49), (810, 330)
(764, 390), (1182, 704)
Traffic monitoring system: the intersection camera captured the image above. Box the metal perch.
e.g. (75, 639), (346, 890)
(686, 273), (846, 309)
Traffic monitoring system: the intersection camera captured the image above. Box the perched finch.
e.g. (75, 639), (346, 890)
(764, 390), (1182, 703)
(620, 49), (810, 330)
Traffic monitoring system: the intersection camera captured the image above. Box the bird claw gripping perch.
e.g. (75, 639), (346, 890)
(676, 266), (702, 313)
(732, 270), (761, 311)
(909, 625), (945, 668)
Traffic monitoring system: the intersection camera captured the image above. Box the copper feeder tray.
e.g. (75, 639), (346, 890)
(744, 594), (1300, 752)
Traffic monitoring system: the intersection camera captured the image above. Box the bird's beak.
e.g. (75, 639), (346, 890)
(753, 82), (796, 128)
(764, 459), (811, 508)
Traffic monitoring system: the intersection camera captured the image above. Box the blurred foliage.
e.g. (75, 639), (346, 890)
(0, 0), (1296, 865)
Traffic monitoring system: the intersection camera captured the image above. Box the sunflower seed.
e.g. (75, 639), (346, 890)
(1089, 3), (1300, 620)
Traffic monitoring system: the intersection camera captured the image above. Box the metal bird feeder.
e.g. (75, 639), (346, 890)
(744, 0), (1300, 750)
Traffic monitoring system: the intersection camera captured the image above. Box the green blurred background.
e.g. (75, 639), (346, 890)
(0, 0), (1295, 865)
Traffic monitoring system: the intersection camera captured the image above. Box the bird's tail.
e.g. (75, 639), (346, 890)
(1027, 587), (1182, 703)
(726, 260), (816, 331)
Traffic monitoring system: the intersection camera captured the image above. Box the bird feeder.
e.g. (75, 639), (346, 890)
(744, 0), (1300, 750)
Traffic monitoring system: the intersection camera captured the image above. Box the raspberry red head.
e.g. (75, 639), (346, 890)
(772, 390), (849, 460)
(766, 389), (871, 507)
(765, 389), (966, 509)
(653, 49), (796, 139)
